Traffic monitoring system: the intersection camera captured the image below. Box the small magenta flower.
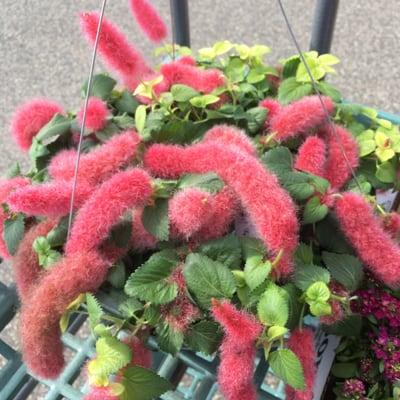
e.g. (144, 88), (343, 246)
(129, 0), (168, 43)
(342, 379), (366, 399)
(10, 98), (63, 151)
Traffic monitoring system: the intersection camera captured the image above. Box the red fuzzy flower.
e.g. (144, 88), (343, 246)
(129, 0), (167, 43)
(80, 12), (152, 89)
(12, 219), (56, 301)
(285, 328), (316, 400)
(259, 98), (282, 131)
(144, 140), (299, 278)
(212, 300), (262, 400)
(66, 168), (153, 255)
(10, 98), (63, 151)
(131, 208), (158, 251)
(84, 386), (118, 400)
(294, 136), (327, 177)
(383, 212), (400, 240)
(123, 336), (152, 368)
(319, 123), (359, 189)
(0, 177), (30, 259)
(77, 97), (109, 132)
(270, 96), (333, 142)
(49, 130), (141, 186)
(335, 192), (400, 288)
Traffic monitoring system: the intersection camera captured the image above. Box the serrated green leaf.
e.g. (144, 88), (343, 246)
(278, 77), (313, 104)
(184, 253), (236, 308)
(115, 90), (139, 115)
(281, 172), (315, 200)
(142, 198), (169, 241)
(268, 349), (305, 390)
(330, 362), (358, 379)
(171, 84), (199, 102)
(113, 114), (136, 129)
(306, 281), (331, 302)
(244, 260), (272, 291)
(257, 284), (289, 326)
(283, 283), (303, 330)
(178, 173), (224, 194)
(262, 146), (293, 177)
(310, 300), (332, 316)
(36, 114), (71, 142)
(125, 249), (179, 304)
(185, 321), (222, 355)
(294, 263), (330, 291)
(303, 196), (328, 224)
(81, 73), (117, 100)
(46, 216), (68, 247)
(198, 233), (241, 269)
(322, 252), (364, 291)
(294, 243), (314, 265)
(135, 105), (147, 134)
(157, 323), (184, 355)
(376, 160), (397, 183)
(246, 107), (267, 134)
(107, 261), (126, 289)
(190, 95), (220, 108)
(317, 81), (342, 102)
(118, 298), (143, 319)
(267, 326), (288, 342)
(86, 293), (104, 331)
(120, 366), (172, 400)
(3, 213), (25, 256)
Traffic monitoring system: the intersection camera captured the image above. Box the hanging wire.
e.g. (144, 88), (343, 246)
(67, 0), (108, 238)
(276, 0), (364, 193)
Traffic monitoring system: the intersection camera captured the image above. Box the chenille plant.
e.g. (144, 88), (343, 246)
(1, 0), (399, 399)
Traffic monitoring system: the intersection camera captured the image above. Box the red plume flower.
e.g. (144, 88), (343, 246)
(49, 130), (141, 186)
(83, 387), (118, 400)
(131, 208), (158, 251)
(10, 98), (63, 151)
(285, 328), (316, 400)
(0, 177), (30, 259)
(320, 124), (359, 189)
(335, 192), (400, 288)
(129, 0), (168, 43)
(212, 300), (262, 400)
(270, 96), (333, 142)
(80, 12), (152, 89)
(294, 136), (327, 177)
(77, 97), (110, 131)
(383, 212), (400, 240)
(144, 140), (299, 278)
(259, 98), (282, 131)
(123, 336), (152, 368)
(12, 219), (56, 301)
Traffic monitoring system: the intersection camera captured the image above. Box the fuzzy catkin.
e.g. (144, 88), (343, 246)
(270, 96), (334, 142)
(66, 168), (153, 255)
(10, 98), (63, 151)
(285, 328), (316, 400)
(12, 219), (57, 301)
(144, 140), (299, 278)
(129, 0), (167, 43)
(80, 12), (152, 89)
(48, 130), (141, 186)
(294, 136), (327, 177)
(83, 387), (118, 400)
(77, 97), (110, 131)
(335, 192), (400, 288)
(212, 301), (262, 400)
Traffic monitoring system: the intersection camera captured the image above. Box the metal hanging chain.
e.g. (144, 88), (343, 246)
(276, 0), (363, 193)
(67, 0), (108, 239)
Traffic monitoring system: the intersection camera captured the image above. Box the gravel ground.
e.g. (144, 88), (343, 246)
(0, 0), (399, 398)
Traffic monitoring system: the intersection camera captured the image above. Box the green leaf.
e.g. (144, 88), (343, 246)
(156, 323), (184, 355)
(184, 253), (236, 308)
(267, 326), (288, 342)
(303, 196), (328, 224)
(246, 107), (267, 134)
(323, 315), (362, 336)
(3, 213), (25, 256)
(294, 263), (330, 291)
(89, 336), (131, 378)
(283, 283), (303, 330)
(317, 81), (342, 102)
(198, 233), (241, 269)
(178, 173), (224, 194)
(86, 293), (104, 331)
(171, 84), (199, 102)
(224, 57), (246, 83)
(245, 260), (272, 291)
(142, 198), (169, 241)
(135, 105), (147, 135)
(81, 73), (117, 100)
(115, 90), (139, 115)
(282, 57), (301, 79)
(120, 366), (172, 400)
(278, 77), (313, 104)
(113, 114), (136, 130)
(262, 146), (293, 177)
(295, 243), (314, 265)
(185, 321), (222, 355)
(268, 349), (305, 390)
(110, 215), (132, 248)
(330, 362), (358, 379)
(281, 172), (315, 201)
(306, 281), (331, 302)
(118, 298), (143, 319)
(376, 160), (397, 183)
(322, 252), (364, 291)
(46, 216), (68, 247)
(107, 261), (126, 289)
(36, 114), (71, 142)
(125, 249), (179, 304)
(310, 300), (332, 317)
(6, 162), (21, 179)
(257, 284), (289, 326)
(32, 236), (51, 255)
(190, 94), (220, 108)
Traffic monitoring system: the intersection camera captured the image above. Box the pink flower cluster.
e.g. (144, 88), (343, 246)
(342, 379), (366, 400)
